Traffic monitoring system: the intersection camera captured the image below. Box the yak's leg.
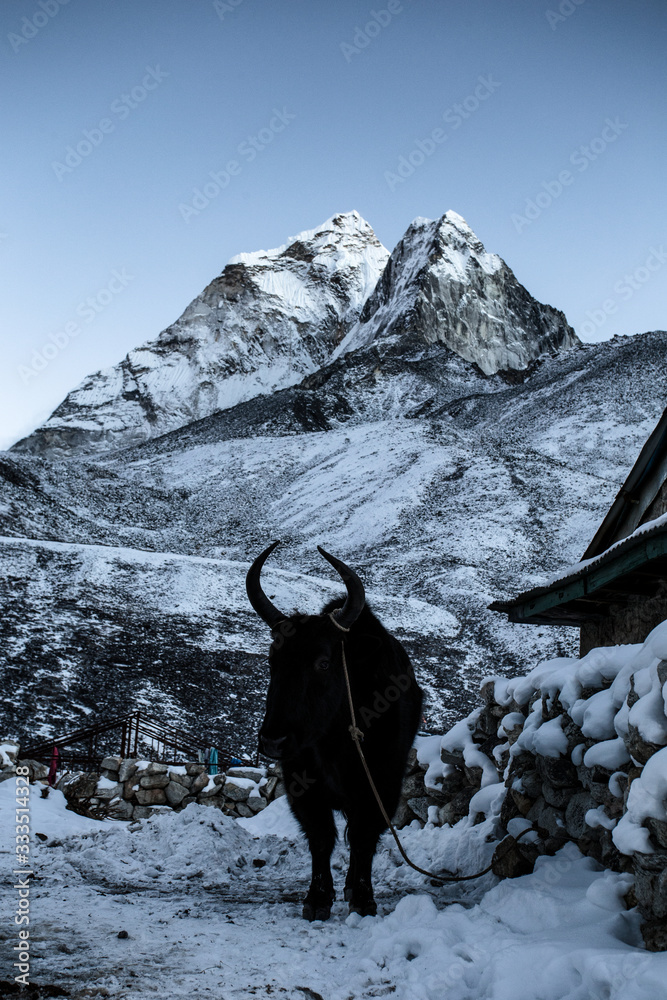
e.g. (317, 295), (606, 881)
(345, 812), (384, 916)
(289, 787), (337, 921)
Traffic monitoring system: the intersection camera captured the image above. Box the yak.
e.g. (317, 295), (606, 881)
(246, 541), (423, 920)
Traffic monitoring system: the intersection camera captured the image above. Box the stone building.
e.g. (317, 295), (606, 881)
(491, 408), (667, 654)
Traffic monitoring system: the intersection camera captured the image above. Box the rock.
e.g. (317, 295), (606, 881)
(407, 797), (430, 823)
(139, 774), (170, 790)
(263, 776), (279, 798)
(536, 755), (578, 789)
(101, 756), (121, 773)
(226, 766), (265, 782)
(223, 778), (253, 802)
(167, 770), (192, 787)
(564, 791), (596, 840)
(235, 802), (254, 818)
(401, 773), (427, 799)
(165, 781), (190, 806)
(135, 787), (167, 806)
(96, 781), (124, 800)
(625, 725), (663, 766)
(509, 787), (533, 817)
(646, 817), (667, 850)
(392, 798), (415, 828)
(642, 920), (667, 952)
(186, 763), (207, 776)
(190, 772), (210, 795)
(181, 796), (196, 808)
(62, 772), (98, 798)
(441, 747), (464, 767)
(519, 770), (542, 798)
(132, 806), (154, 819)
(142, 762), (168, 775)
(526, 799), (567, 840)
(634, 851), (667, 921)
(405, 747), (421, 775)
(118, 760), (139, 783)
(20, 759), (50, 781)
(107, 798), (134, 820)
(124, 778), (141, 799)
(542, 782), (577, 809)
(248, 794), (268, 813)
(492, 835), (538, 879)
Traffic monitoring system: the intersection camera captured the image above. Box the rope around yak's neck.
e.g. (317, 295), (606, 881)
(338, 639), (533, 884)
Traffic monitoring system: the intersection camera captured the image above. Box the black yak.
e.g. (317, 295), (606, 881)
(246, 542), (423, 920)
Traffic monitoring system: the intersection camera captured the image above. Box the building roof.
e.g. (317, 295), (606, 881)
(490, 406), (667, 626)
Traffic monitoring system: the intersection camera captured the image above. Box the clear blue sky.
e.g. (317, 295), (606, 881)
(1, 0), (665, 449)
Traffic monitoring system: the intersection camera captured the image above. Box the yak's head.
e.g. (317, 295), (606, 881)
(246, 542), (365, 760)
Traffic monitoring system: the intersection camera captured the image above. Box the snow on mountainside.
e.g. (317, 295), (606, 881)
(2, 327), (667, 751)
(334, 211), (579, 374)
(15, 212), (389, 455)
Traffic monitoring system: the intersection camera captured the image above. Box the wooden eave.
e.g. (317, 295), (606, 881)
(490, 523), (667, 626)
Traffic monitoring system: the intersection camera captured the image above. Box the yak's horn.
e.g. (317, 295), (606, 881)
(246, 541), (287, 630)
(317, 546), (365, 630)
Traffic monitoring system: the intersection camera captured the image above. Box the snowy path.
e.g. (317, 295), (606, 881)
(2, 786), (667, 999)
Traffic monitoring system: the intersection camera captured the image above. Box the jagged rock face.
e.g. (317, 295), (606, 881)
(334, 212), (580, 375)
(14, 212), (389, 456)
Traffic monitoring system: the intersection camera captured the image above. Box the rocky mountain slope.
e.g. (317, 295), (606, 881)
(15, 212), (389, 455)
(334, 211), (578, 374)
(2, 209), (664, 757)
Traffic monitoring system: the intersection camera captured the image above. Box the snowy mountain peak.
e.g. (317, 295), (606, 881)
(334, 211), (578, 375)
(14, 213), (389, 455)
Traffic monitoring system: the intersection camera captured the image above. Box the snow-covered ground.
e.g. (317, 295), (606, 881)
(3, 783), (665, 999)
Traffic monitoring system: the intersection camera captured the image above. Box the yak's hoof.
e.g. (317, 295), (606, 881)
(302, 901), (332, 921)
(348, 898), (377, 917)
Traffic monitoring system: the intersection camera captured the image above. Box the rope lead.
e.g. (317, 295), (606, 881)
(340, 640), (532, 884)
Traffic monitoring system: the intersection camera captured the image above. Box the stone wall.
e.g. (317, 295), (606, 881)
(394, 638), (667, 952)
(0, 747), (285, 821)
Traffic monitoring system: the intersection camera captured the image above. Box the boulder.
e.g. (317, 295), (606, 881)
(118, 760), (139, 782)
(101, 756), (121, 774)
(564, 791), (596, 840)
(139, 774), (170, 790)
(625, 725), (663, 766)
(190, 772), (210, 795)
(186, 763), (207, 776)
(223, 778), (254, 802)
(165, 781), (190, 806)
(226, 767), (265, 782)
(536, 755), (578, 789)
(95, 780), (124, 800)
(248, 794), (268, 813)
(407, 797), (430, 823)
(135, 787), (167, 806)
(107, 798), (134, 820)
(526, 799), (567, 840)
(235, 802), (254, 818)
(62, 772), (98, 799)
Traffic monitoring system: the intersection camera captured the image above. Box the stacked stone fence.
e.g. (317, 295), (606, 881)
(0, 747), (286, 821)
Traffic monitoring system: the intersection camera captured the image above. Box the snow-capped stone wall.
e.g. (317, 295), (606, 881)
(0, 748), (286, 822)
(397, 621), (667, 951)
